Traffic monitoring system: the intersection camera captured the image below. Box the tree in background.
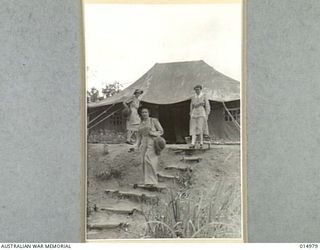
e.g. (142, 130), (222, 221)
(87, 87), (100, 103)
(86, 63), (123, 102)
(102, 81), (123, 99)
(86, 91), (90, 103)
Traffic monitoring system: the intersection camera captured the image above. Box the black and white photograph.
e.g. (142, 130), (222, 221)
(3, 0), (320, 245)
(85, 2), (243, 240)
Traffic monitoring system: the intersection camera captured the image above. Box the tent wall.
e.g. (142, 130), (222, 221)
(87, 100), (240, 143)
(155, 100), (240, 143)
(208, 100), (240, 141)
(142, 100), (240, 143)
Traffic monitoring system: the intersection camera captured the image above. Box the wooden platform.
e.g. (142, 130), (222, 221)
(211, 141), (240, 145)
(167, 144), (210, 151)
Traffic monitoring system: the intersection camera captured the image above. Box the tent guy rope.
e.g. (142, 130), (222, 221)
(88, 103), (115, 126)
(88, 107), (122, 131)
(222, 102), (240, 130)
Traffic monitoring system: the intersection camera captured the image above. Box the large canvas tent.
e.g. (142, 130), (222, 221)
(88, 60), (240, 143)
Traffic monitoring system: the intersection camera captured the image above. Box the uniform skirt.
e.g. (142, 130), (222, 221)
(189, 116), (209, 136)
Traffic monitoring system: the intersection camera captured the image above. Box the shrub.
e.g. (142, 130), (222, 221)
(96, 167), (122, 180)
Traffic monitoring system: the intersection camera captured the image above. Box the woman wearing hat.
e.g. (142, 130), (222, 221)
(123, 89), (143, 144)
(189, 85), (211, 148)
(136, 107), (164, 186)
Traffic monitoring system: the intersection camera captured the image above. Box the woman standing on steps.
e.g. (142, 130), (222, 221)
(123, 89), (143, 144)
(136, 107), (164, 186)
(189, 84), (211, 148)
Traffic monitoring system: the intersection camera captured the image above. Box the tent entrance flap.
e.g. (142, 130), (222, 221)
(158, 101), (190, 144)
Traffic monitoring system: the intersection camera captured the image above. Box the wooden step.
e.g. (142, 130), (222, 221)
(132, 183), (167, 192)
(183, 147), (210, 153)
(96, 199), (144, 215)
(181, 156), (202, 162)
(157, 173), (179, 181)
(172, 149), (184, 153)
(164, 165), (189, 171)
(169, 148), (209, 156)
(99, 207), (142, 215)
(88, 222), (129, 230)
(105, 189), (159, 204)
(171, 149), (185, 155)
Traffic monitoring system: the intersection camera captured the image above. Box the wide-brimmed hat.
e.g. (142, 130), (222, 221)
(134, 89), (144, 95)
(122, 106), (132, 118)
(193, 84), (203, 90)
(154, 136), (166, 155)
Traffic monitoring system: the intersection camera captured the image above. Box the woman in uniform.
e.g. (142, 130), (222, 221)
(189, 85), (211, 148)
(136, 107), (164, 186)
(123, 89), (143, 144)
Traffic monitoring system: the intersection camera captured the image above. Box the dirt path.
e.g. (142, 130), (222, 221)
(87, 143), (241, 239)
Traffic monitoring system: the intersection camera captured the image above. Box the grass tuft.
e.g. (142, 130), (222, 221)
(140, 178), (241, 238)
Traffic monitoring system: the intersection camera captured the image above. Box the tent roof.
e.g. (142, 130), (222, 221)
(88, 60), (240, 108)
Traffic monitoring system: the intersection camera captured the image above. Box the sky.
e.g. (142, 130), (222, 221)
(85, 3), (241, 91)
